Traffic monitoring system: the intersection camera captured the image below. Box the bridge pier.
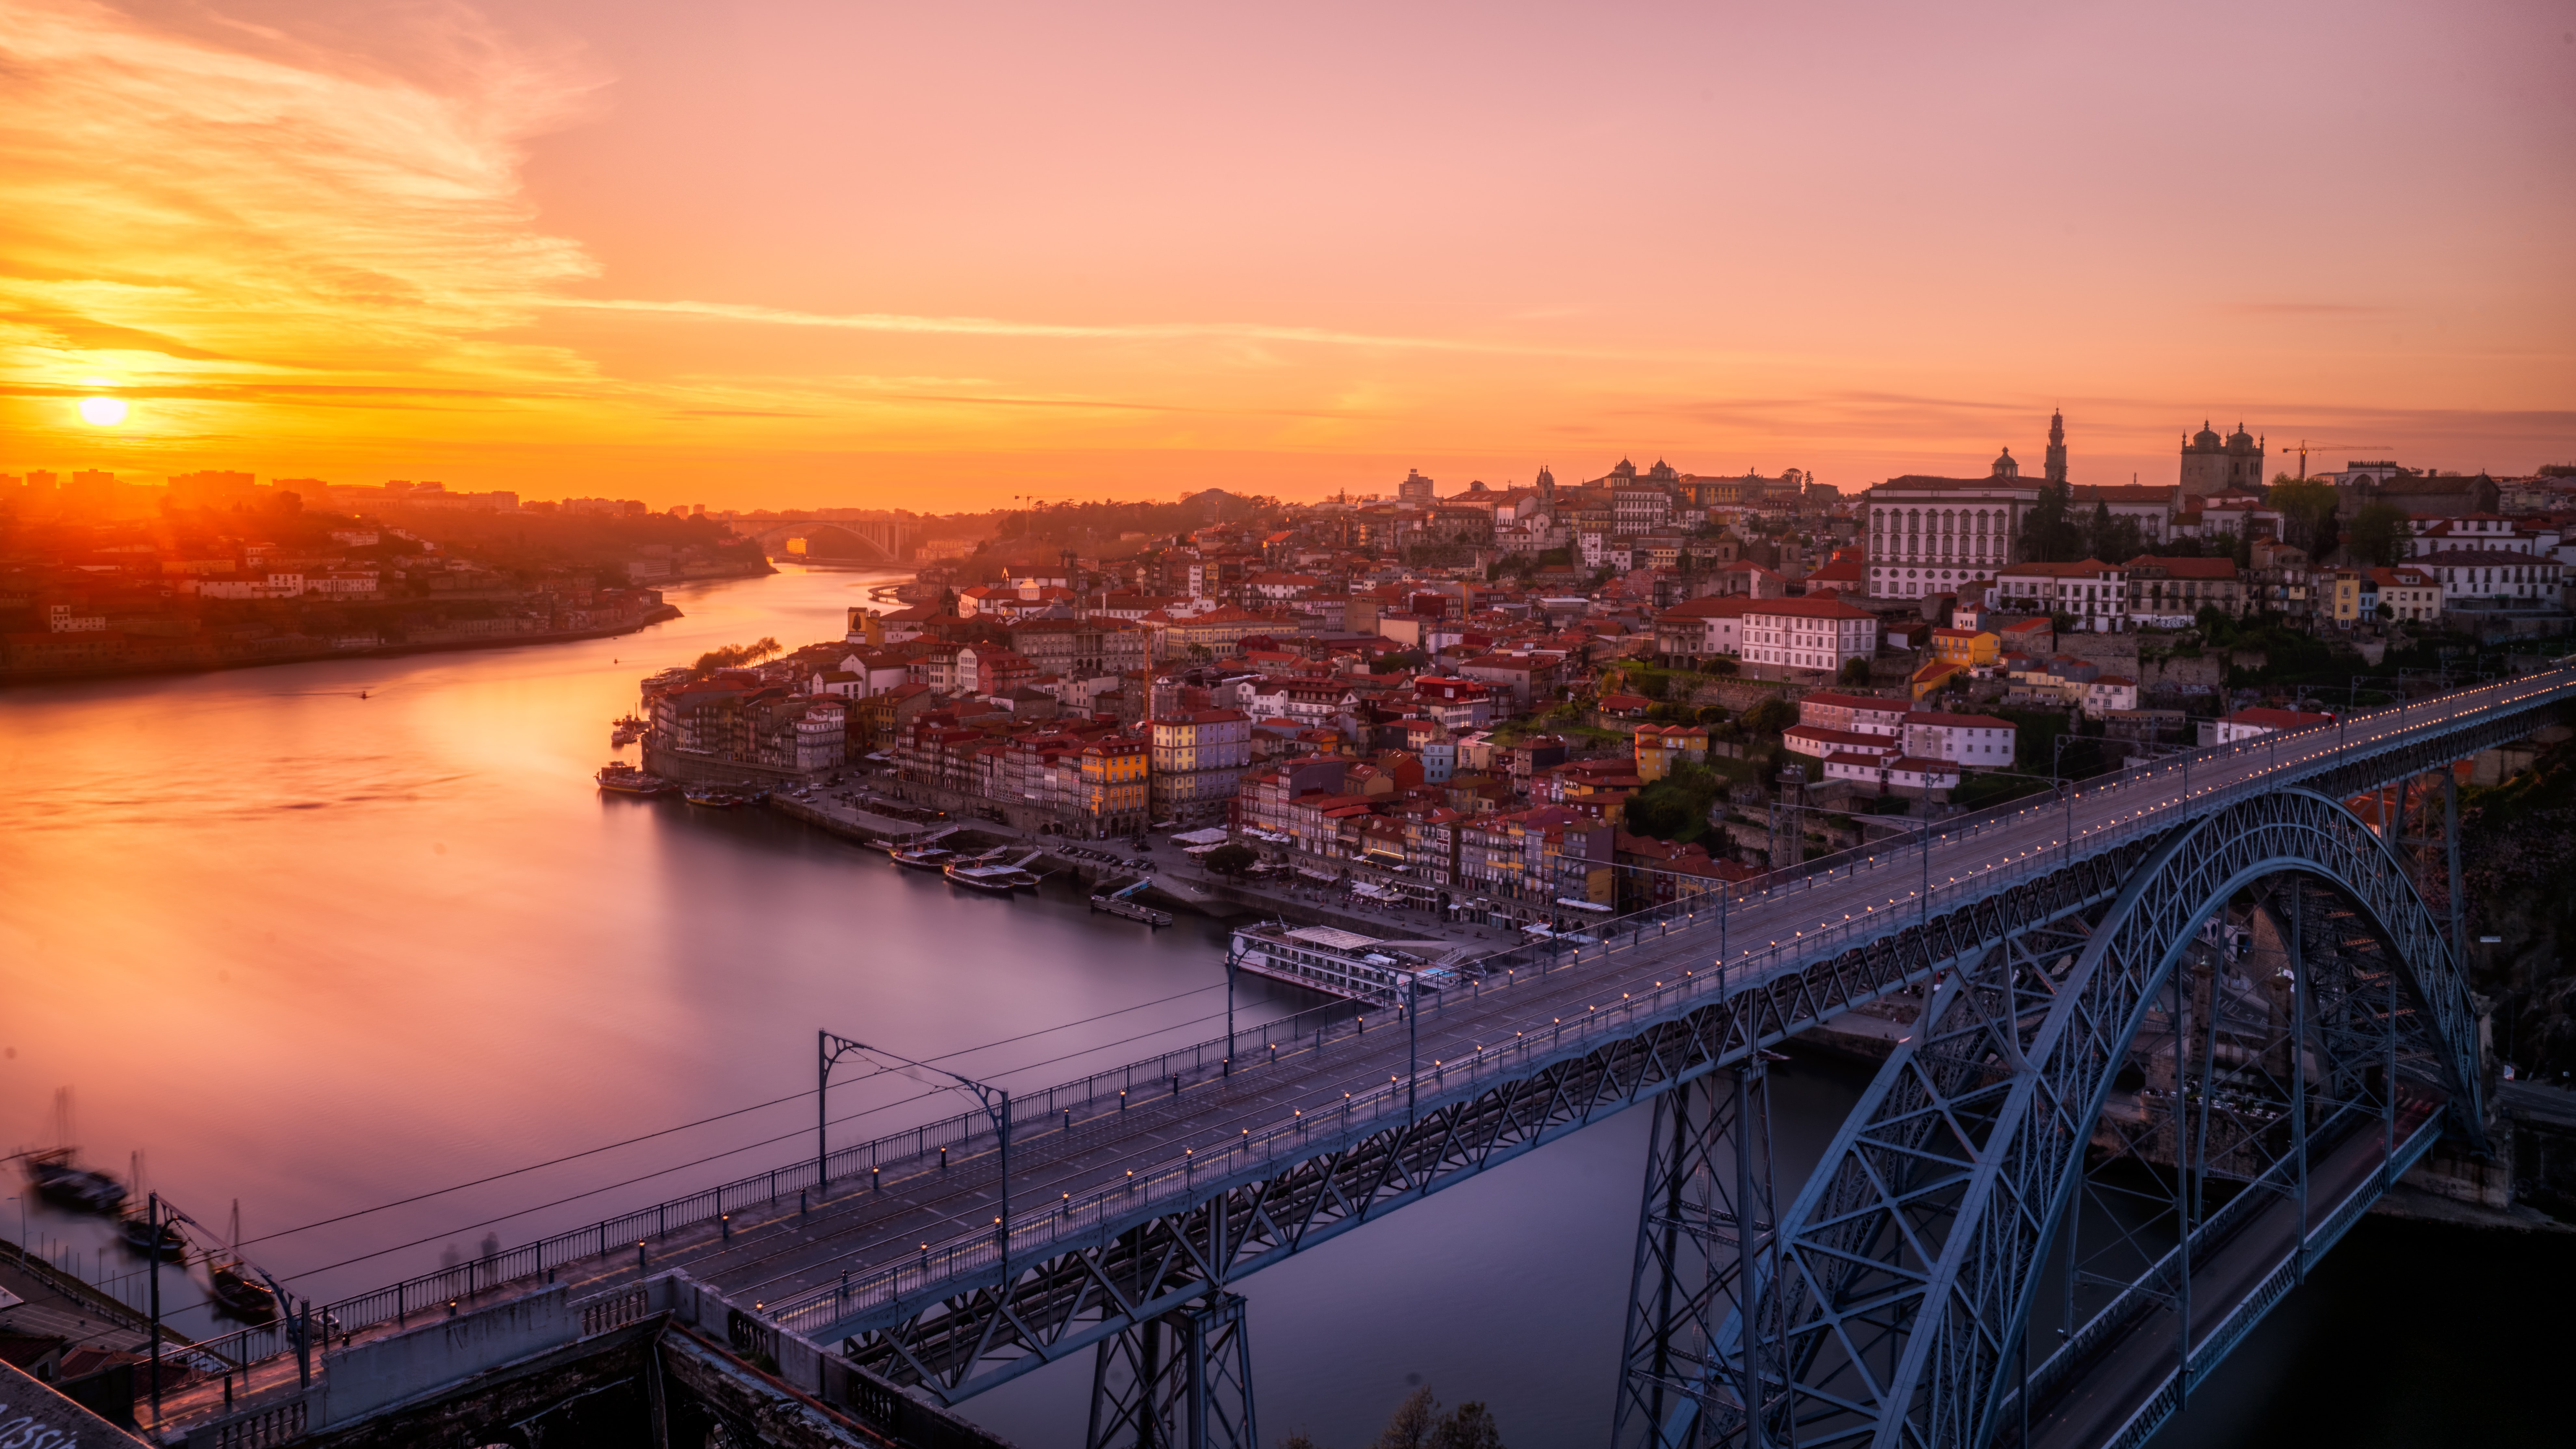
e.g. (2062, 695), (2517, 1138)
(1613, 1056), (1787, 1449)
(1085, 1291), (1256, 1449)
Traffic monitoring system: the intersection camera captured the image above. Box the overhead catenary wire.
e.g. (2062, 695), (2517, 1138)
(238, 979), (1235, 1248)
(266, 991), (1304, 1284)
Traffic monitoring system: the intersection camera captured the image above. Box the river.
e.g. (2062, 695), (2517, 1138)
(0, 566), (2560, 1447)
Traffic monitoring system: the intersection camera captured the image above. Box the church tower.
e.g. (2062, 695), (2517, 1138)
(2045, 409), (2067, 483)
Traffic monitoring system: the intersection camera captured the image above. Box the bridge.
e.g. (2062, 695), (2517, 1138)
(160, 669), (2574, 1449)
(739, 517), (911, 564)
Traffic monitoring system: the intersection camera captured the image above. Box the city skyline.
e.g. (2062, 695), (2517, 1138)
(2, 0), (2571, 509)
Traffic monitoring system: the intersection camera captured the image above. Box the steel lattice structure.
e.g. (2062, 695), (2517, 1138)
(1634, 786), (2480, 1449)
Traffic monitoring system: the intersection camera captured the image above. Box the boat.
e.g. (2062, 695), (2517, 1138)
(945, 861), (1038, 893)
(595, 762), (675, 796)
(116, 1214), (188, 1262)
(683, 785), (747, 807)
(610, 715), (647, 747)
(891, 844), (956, 871)
(22, 1149), (127, 1216)
(207, 1262), (278, 1324)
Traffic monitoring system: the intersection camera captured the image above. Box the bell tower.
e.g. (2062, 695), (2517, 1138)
(2045, 409), (2067, 483)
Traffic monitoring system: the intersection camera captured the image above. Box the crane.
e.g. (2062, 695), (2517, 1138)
(2285, 440), (2394, 479)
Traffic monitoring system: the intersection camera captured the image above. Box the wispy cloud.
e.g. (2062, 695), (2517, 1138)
(544, 296), (1570, 357)
(0, 0), (601, 388)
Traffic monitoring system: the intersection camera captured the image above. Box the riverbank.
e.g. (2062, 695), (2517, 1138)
(0, 604), (685, 688)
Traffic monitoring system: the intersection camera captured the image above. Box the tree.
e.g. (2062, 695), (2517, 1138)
(2269, 477), (2340, 556)
(1202, 843), (1257, 876)
(1837, 656), (1872, 685)
(2347, 502), (2413, 567)
(687, 637), (782, 679)
(1625, 761), (1723, 843)
(1741, 696), (1797, 736)
(1367, 1387), (1509, 1449)
(2020, 478), (2083, 562)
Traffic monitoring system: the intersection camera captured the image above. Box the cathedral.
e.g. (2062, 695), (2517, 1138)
(2179, 421), (2264, 496)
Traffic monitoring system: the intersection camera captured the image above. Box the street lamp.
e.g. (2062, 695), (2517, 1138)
(820, 1033), (1014, 1263)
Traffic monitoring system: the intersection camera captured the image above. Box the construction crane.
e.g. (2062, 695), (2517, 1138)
(2285, 440), (2394, 479)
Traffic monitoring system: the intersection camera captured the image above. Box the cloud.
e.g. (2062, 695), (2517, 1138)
(545, 295), (1574, 357)
(0, 0), (602, 389)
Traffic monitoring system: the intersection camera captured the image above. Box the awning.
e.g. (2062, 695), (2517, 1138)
(1171, 827), (1232, 847)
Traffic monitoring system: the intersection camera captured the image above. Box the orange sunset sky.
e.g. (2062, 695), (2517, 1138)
(2, 0), (2570, 512)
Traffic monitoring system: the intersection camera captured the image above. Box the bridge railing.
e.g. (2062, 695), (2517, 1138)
(196, 673), (2575, 1368)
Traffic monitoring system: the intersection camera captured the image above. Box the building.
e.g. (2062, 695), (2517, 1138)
(1862, 471), (2044, 600)
(1654, 595), (1754, 662)
(1993, 560), (2129, 632)
(1900, 710), (2017, 768)
(2082, 676), (2140, 718)
(2179, 422), (2264, 496)
(2213, 707), (2334, 743)
(1078, 734), (1150, 835)
(1148, 708), (1251, 824)
(1740, 596), (1878, 677)
(2362, 566), (2441, 622)
(1822, 752), (1962, 797)
(2410, 549), (2553, 610)
(2123, 556), (2243, 626)
(1796, 690), (1908, 737)
(1396, 468), (1436, 504)
(1633, 723), (1709, 782)
(1930, 628), (2000, 667)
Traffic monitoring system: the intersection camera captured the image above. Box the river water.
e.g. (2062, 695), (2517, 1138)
(0, 566), (2559, 1447)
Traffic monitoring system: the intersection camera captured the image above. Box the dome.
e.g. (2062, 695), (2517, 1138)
(2226, 423), (2254, 447)
(2193, 422), (2223, 448)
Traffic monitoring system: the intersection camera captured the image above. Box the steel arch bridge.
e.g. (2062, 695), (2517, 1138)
(1617, 786), (2480, 1449)
(162, 671), (2576, 1449)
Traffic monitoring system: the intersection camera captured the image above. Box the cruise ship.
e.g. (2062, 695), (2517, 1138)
(1226, 922), (1462, 1008)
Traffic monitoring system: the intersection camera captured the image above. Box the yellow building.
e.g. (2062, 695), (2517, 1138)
(1633, 723), (1709, 782)
(2324, 569), (2362, 625)
(1929, 628), (2000, 667)
(1911, 659), (1966, 701)
(1079, 735), (1149, 834)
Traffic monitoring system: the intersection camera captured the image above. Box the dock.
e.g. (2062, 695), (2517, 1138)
(1089, 877), (1174, 927)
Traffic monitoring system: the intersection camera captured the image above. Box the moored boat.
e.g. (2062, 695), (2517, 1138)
(207, 1262), (278, 1323)
(609, 715), (647, 747)
(945, 861), (1037, 893)
(683, 785), (747, 807)
(890, 845), (955, 871)
(23, 1149), (127, 1216)
(596, 762), (676, 796)
(117, 1213), (188, 1261)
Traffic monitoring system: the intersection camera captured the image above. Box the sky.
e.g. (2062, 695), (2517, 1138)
(1, 0), (2571, 512)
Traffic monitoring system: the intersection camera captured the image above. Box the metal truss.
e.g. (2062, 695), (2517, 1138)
(1085, 1291), (1255, 1449)
(1614, 1056), (1791, 1449)
(1719, 788), (2477, 1449)
(837, 849), (2157, 1401)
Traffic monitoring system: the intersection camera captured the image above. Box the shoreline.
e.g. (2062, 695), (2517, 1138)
(0, 604), (687, 689)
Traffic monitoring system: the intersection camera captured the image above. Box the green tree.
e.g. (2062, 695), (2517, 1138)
(1837, 656), (1872, 685)
(2347, 502), (2413, 567)
(2020, 478), (2083, 562)
(1741, 696), (1797, 736)
(1366, 1386), (1509, 1449)
(1625, 761), (1723, 843)
(2268, 477), (2341, 556)
(1202, 843), (1257, 876)
(687, 637), (782, 679)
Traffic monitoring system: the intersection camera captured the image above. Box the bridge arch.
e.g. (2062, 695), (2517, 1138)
(1703, 788), (2480, 1449)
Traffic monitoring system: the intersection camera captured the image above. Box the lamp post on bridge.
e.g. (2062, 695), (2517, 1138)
(820, 1032), (1014, 1264)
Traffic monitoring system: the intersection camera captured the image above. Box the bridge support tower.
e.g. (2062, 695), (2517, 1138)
(1614, 1055), (1789, 1449)
(1086, 1291), (1256, 1449)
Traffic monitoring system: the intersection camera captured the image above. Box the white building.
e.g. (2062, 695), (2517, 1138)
(2213, 707), (2335, 742)
(1741, 597), (1878, 676)
(1993, 560), (2129, 633)
(1862, 470), (2045, 600)
(1900, 710), (2018, 768)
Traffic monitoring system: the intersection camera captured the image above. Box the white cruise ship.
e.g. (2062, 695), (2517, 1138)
(1228, 922), (1462, 1007)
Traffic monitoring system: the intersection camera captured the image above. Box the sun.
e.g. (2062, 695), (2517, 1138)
(77, 395), (129, 426)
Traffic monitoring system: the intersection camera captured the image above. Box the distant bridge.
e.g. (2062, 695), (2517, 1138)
(164, 671), (2574, 1449)
(740, 517), (910, 564)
